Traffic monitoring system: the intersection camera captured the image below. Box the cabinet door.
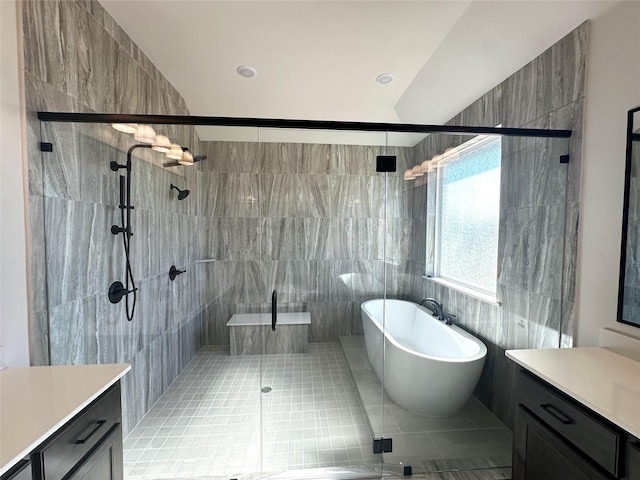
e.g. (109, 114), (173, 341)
(0, 461), (31, 480)
(514, 406), (608, 480)
(629, 442), (640, 480)
(67, 425), (123, 480)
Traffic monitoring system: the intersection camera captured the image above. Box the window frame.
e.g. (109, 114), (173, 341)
(431, 134), (501, 299)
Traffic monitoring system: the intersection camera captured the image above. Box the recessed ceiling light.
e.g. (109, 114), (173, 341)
(237, 65), (257, 78)
(376, 73), (395, 85)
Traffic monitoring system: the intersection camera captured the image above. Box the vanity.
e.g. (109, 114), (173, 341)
(507, 348), (640, 480)
(0, 364), (130, 480)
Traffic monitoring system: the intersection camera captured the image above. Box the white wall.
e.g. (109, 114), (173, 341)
(576, 1), (640, 346)
(0, 0), (30, 367)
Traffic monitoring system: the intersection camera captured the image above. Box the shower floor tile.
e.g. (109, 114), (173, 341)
(123, 344), (378, 480)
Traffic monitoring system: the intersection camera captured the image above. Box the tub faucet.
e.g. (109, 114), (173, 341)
(420, 298), (444, 321)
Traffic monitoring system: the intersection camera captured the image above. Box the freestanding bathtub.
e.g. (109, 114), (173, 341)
(361, 299), (487, 417)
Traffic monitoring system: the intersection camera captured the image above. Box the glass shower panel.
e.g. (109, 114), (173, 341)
(382, 132), (571, 476)
(255, 127), (388, 478)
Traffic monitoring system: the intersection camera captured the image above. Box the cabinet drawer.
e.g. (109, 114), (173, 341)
(41, 383), (121, 480)
(518, 371), (621, 477)
(629, 442), (640, 480)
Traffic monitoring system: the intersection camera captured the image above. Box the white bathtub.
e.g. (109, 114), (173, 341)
(361, 299), (487, 417)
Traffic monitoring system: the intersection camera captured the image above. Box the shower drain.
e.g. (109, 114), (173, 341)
(261, 386), (272, 393)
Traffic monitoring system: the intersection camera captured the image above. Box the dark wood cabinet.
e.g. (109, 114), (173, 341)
(67, 425), (123, 480)
(1, 461), (31, 480)
(1, 382), (124, 480)
(514, 369), (640, 480)
(514, 405), (608, 480)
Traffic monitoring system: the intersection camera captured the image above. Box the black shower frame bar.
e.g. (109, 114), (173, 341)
(37, 112), (572, 139)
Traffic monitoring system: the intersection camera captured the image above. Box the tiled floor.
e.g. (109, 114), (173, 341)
(124, 344), (378, 479)
(124, 341), (511, 480)
(339, 336), (512, 474)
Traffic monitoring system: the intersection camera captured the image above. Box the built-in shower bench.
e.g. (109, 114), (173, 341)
(226, 312), (311, 355)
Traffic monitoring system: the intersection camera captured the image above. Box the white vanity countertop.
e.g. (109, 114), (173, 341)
(506, 347), (640, 438)
(0, 363), (130, 475)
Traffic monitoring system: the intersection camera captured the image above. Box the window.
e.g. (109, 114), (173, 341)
(433, 135), (501, 297)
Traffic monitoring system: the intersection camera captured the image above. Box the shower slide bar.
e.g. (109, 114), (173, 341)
(37, 112), (572, 139)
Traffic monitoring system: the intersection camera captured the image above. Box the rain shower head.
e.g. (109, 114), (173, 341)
(170, 184), (190, 200)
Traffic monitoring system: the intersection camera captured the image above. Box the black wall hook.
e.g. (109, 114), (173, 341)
(169, 265), (186, 281)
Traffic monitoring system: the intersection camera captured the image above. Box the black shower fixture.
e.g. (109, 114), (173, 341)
(169, 265), (186, 281)
(170, 184), (190, 200)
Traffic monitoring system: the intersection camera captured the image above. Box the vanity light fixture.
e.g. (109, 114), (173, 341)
(411, 165), (424, 177)
(403, 169), (415, 180)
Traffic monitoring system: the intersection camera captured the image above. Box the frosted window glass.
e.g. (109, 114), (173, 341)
(437, 138), (501, 294)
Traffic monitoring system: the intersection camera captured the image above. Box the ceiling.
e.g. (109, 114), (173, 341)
(100, 0), (618, 146)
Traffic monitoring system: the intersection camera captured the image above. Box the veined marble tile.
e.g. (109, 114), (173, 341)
(330, 175), (385, 218)
(261, 217), (330, 260)
(260, 174), (331, 218)
(496, 284), (529, 350)
(260, 142), (303, 174)
(202, 217), (260, 260)
(201, 173), (260, 218)
(500, 60), (537, 128)
(528, 292), (561, 349)
(29, 310), (50, 366)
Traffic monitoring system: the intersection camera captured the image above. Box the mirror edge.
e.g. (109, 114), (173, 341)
(617, 106), (640, 327)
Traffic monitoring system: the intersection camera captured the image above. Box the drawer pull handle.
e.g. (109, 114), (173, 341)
(75, 420), (107, 444)
(540, 404), (573, 424)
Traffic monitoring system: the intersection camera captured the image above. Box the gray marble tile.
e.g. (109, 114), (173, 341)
(201, 302), (235, 345)
(230, 324), (308, 355)
(563, 201), (579, 303)
(260, 260), (331, 303)
(500, 137), (535, 209)
(260, 142), (303, 174)
(49, 294), (99, 365)
(550, 99), (584, 205)
(497, 207), (532, 291)
(496, 284), (529, 350)
(560, 300), (575, 348)
(529, 204), (565, 298)
(536, 22), (588, 117)
(261, 218), (330, 260)
(308, 301), (357, 342)
(528, 292), (561, 349)
(29, 310), (50, 366)
(260, 174), (330, 218)
(500, 60), (537, 128)
(331, 144), (377, 175)
(200, 173), (260, 218)
(203, 217), (260, 260)
(206, 141), (261, 174)
(330, 175), (385, 218)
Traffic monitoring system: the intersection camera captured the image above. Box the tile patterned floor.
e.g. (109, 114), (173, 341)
(124, 341), (512, 480)
(124, 344), (378, 479)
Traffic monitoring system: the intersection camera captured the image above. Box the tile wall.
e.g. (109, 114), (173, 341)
(22, 0), (204, 433)
(197, 141), (414, 345)
(404, 23), (588, 429)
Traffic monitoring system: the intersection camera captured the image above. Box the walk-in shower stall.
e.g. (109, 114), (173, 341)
(33, 112), (572, 479)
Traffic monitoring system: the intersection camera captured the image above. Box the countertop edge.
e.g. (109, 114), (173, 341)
(506, 348), (640, 439)
(0, 364), (131, 476)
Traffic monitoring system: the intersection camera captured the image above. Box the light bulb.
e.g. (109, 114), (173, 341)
(166, 144), (184, 160)
(403, 169), (415, 180)
(178, 151), (194, 166)
(152, 134), (171, 153)
(112, 123), (137, 134)
(411, 165), (424, 177)
(134, 124), (156, 144)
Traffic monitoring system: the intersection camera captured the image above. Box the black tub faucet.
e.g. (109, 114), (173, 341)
(420, 298), (444, 321)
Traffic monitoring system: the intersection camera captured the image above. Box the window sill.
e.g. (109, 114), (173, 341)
(422, 275), (502, 307)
